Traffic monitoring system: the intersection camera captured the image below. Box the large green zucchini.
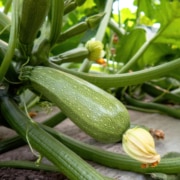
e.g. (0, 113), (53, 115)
(20, 66), (130, 143)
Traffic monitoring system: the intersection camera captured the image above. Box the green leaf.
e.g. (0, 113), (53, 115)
(94, 0), (106, 11)
(51, 34), (85, 55)
(154, 0), (180, 47)
(155, 18), (180, 47)
(115, 28), (146, 68)
(155, 0), (180, 26)
(169, 70), (180, 81)
(76, 0), (97, 16)
(135, 0), (180, 47)
(134, 0), (157, 19)
(0, 0), (7, 6)
(139, 43), (180, 66)
(120, 8), (136, 30)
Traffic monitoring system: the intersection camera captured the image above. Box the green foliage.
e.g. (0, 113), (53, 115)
(112, 0), (180, 73)
(134, 0), (157, 20)
(0, 0), (6, 6)
(115, 28), (146, 65)
(76, 0), (97, 15)
(0, 11), (10, 42)
(51, 0), (100, 54)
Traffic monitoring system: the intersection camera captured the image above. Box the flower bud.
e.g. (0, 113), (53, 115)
(85, 39), (104, 61)
(122, 127), (161, 168)
(86, 13), (105, 29)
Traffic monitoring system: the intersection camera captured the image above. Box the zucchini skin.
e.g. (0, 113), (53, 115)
(21, 66), (130, 143)
(19, 0), (50, 45)
(0, 96), (106, 180)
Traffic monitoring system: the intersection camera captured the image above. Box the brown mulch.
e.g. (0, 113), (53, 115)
(0, 168), (68, 180)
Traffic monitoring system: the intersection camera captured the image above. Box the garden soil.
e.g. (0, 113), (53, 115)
(0, 168), (67, 180)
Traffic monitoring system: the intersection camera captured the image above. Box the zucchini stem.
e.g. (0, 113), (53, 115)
(0, 0), (19, 82)
(0, 160), (59, 172)
(142, 82), (180, 104)
(95, 0), (114, 41)
(48, 57), (180, 89)
(41, 124), (180, 174)
(79, 0), (113, 72)
(2, 119), (180, 175)
(124, 94), (180, 119)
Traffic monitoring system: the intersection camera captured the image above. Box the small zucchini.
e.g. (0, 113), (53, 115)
(20, 66), (130, 143)
(50, 47), (89, 64)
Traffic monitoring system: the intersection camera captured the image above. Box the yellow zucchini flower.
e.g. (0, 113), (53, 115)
(122, 127), (161, 168)
(85, 39), (106, 65)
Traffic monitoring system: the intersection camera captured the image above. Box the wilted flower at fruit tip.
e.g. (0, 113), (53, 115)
(85, 39), (105, 64)
(150, 128), (165, 140)
(122, 127), (161, 168)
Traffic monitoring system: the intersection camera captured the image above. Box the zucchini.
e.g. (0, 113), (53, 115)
(0, 95), (107, 180)
(20, 66), (130, 143)
(49, 0), (64, 46)
(50, 47), (89, 64)
(19, 0), (50, 55)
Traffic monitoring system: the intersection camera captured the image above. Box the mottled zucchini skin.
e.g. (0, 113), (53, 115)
(21, 66), (130, 143)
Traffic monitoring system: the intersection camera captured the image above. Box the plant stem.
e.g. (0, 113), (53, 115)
(48, 57), (180, 89)
(41, 124), (180, 174)
(0, 0), (19, 82)
(142, 82), (180, 104)
(0, 160), (59, 172)
(79, 0), (114, 72)
(95, 0), (113, 41)
(78, 58), (92, 72)
(124, 94), (180, 119)
(108, 18), (125, 38)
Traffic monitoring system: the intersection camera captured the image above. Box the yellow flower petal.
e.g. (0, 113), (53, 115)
(122, 127), (161, 166)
